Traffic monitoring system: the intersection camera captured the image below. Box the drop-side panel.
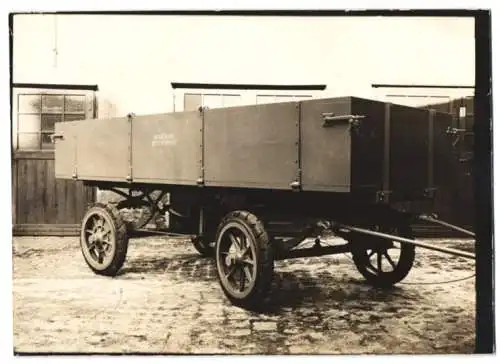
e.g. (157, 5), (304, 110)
(54, 121), (78, 179)
(132, 111), (202, 184)
(300, 97), (352, 192)
(76, 117), (130, 181)
(204, 103), (299, 190)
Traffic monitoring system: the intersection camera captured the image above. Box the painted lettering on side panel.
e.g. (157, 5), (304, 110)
(152, 133), (177, 147)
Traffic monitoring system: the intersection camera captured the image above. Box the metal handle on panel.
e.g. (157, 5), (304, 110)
(322, 113), (366, 128)
(50, 133), (64, 143)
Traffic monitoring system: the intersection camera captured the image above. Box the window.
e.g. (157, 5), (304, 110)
(183, 93), (243, 111)
(180, 91), (317, 112)
(384, 94), (451, 108)
(173, 83), (326, 112)
(16, 92), (90, 150)
(256, 94), (312, 104)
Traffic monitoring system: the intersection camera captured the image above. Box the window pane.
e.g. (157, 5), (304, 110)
(41, 133), (54, 149)
(293, 95), (312, 101)
(18, 94), (41, 113)
(222, 95), (242, 107)
(18, 114), (41, 132)
(184, 94), (202, 111)
(65, 95), (85, 112)
(64, 114), (86, 122)
(203, 95), (223, 109)
(42, 95), (64, 113)
(257, 95), (290, 104)
(18, 133), (40, 150)
(41, 113), (62, 132)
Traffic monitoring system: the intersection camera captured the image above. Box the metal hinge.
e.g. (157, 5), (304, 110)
(423, 187), (437, 199)
(290, 180), (301, 191)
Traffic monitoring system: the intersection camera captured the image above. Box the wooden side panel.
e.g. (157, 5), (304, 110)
(76, 117), (130, 181)
(132, 112), (202, 184)
(204, 102), (300, 190)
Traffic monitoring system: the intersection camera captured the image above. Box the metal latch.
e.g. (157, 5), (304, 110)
(445, 126), (467, 147)
(50, 133), (64, 143)
(322, 113), (366, 130)
(445, 127), (466, 135)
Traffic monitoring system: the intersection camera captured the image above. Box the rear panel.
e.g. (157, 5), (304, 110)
(204, 102), (299, 189)
(300, 97), (352, 192)
(132, 111), (202, 185)
(350, 98), (386, 195)
(389, 104), (430, 200)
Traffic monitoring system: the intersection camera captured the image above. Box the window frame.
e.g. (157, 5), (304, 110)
(174, 88), (324, 112)
(12, 87), (96, 152)
(372, 85), (474, 108)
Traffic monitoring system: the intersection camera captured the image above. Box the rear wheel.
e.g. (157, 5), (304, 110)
(215, 211), (274, 308)
(80, 203), (129, 276)
(350, 223), (415, 287)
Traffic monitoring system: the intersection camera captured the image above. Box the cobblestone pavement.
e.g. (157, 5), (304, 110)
(12, 235), (475, 354)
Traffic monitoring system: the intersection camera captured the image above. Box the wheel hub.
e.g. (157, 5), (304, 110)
(225, 251), (245, 266)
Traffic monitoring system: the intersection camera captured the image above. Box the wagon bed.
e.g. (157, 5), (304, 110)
(54, 96), (451, 203)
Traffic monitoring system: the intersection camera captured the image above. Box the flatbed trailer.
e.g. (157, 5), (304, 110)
(53, 96), (475, 308)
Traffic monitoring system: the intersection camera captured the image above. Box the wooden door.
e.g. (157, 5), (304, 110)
(12, 152), (95, 235)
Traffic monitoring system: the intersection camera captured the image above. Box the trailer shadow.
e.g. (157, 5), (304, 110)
(117, 253), (214, 278)
(252, 272), (423, 315)
(117, 252), (424, 316)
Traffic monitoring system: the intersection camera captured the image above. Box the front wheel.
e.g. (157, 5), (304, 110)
(215, 211), (274, 308)
(80, 203), (129, 276)
(350, 223), (415, 287)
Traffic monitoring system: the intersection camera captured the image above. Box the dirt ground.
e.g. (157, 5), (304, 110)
(12, 235), (476, 355)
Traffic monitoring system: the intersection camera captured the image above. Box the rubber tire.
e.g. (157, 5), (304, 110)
(80, 203), (129, 276)
(350, 223), (415, 288)
(215, 211), (274, 309)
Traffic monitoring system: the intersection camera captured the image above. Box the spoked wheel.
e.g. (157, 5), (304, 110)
(80, 203), (129, 276)
(215, 211), (274, 308)
(350, 223), (415, 287)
